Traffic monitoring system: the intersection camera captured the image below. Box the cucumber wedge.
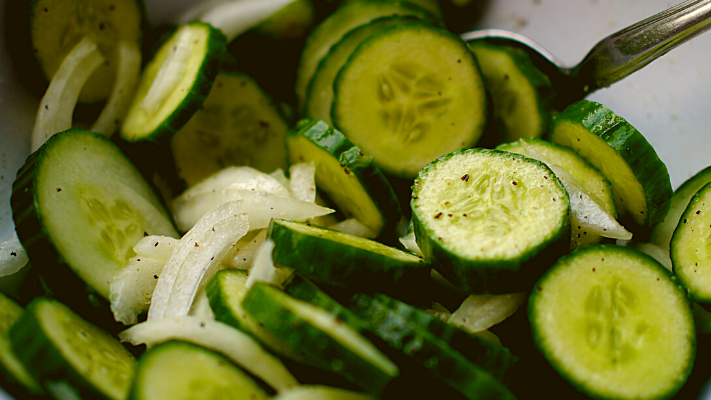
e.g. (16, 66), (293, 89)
(332, 23), (487, 178)
(268, 219), (428, 290)
(412, 148), (570, 293)
(468, 41), (554, 143)
(286, 120), (401, 237)
(0, 293), (42, 397)
(671, 182), (711, 306)
(9, 297), (136, 400)
(295, 0), (437, 107)
(128, 341), (269, 400)
(529, 245), (695, 400)
(550, 100), (672, 230)
(171, 71), (290, 186)
(243, 283), (399, 395)
(11, 129), (178, 322)
(350, 293), (516, 400)
(6, 0), (145, 103)
(121, 22), (227, 142)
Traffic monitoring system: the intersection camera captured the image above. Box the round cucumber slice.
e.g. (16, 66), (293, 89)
(550, 100), (672, 230)
(9, 297), (136, 400)
(6, 0), (145, 103)
(121, 21), (226, 143)
(171, 71), (290, 186)
(286, 119), (401, 237)
(411, 148), (570, 293)
(529, 245), (695, 400)
(467, 41), (554, 144)
(129, 341), (269, 400)
(671, 181), (711, 306)
(332, 23), (487, 178)
(11, 129), (178, 315)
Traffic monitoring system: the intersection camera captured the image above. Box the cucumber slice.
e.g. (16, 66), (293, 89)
(243, 283), (399, 395)
(273, 385), (375, 400)
(411, 148), (570, 293)
(332, 23), (487, 178)
(0, 293), (42, 396)
(671, 182), (711, 305)
(340, 0), (443, 20)
(295, 0), (437, 107)
(529, 245), (695, 400)
(11, 129), (178, 316)
(286, 120), (401, 236)
(256, 0), (316, 40)
(268, 219), (428, 290)
(9, 297), (136, 400)
(651, 166), (711, 255)
(171, 71), (290, 187)
(121, 22), (227, 143)
(550, 100), (673, 230)
(6, 0), (145, 103)
(350, 293), (516, 400)
(497, 138), (616, 248)
(128, 341), (269, 400)
(467, 41), (554, 144)
(304, 15), (415, 124)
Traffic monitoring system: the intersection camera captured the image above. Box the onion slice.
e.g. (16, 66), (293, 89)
(329, 219), (378, 239)
(289, 162), (316, 203)
(272, 385), (376, 400)
(0, 232), (28, 278)
(449, 293), (527, 333)
(246, 239), (293, 289)
(199, 0), (298, 42)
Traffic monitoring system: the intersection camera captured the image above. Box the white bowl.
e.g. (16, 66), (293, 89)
(0, 0), (710, 398)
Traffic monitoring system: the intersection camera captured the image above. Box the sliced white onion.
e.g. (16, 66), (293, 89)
(519, 141), (632, 241)
(328, 218), (378, 239)
(273, 385), (376, 400)
(177, 0), (229, 23)
(90, 41), (141, 136)
(149, 201), (246, 320)
(224, 229), (267, 270)
(0, 232), (28, 278)
(623, 241), (673, 271)
(200, 0), (298, 42)
(110, 235), (179, 325)
(269, 168), (291, 189)
(449, 293), (527, 333)
(172, 189), (333, 232)
(119, 316), (298, 391)
(189, 285), (216, 320)
(31, 36), (105, 151)
(399, 231), (423, 257)
(289, 162), (316, 203)
(246, 239), (293, 289)
(183, 166), (291, 199)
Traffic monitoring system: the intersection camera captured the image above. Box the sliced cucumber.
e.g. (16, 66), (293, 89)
(11, 129), (178, 316)
(339, 0), (443, 20)
(295, 0), (437, 107)
(171, 71), (290, 187)
(9, 297), (136, 400)
(411, 148), (570, 293)
(671, 181), (711, 306)
(128, 340), (269, 400)
(497, 138), (616, 248)
(350, 293), (516, 400)
(121, 22), (227, 142)
(6, 0), (145, 103)
(273, 385), (375, 400)
(243, 283), (399, 395)
(530, 245), (695, 400)
(286, 120), (401, 236)
(0, 293), (42, 396)
(468, 41), (554, 144)
(304, 15), (416, 124)
(652, 166), (711, 255)
(256, 0), (316, 40)
(550, 100), (672, 230)
(268, 219), (428, 290)
(332, 23), (487, 178)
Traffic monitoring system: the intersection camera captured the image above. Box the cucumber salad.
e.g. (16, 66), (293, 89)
(1, 0), (710, 400)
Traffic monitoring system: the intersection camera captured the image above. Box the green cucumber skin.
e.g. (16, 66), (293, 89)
(364, 293), (519, 385)
(11, 129), (176, 333)
(350, 293), (517, 400)
(0, 294), (44, 398)
(121, 22), (227, 143)
(243, 283), (396, 395)
(268, 219), (430, 292)
(551, 100), (672, 231)
(287, 119), (402, 237)
(528, 244), (695, 400)
(10, 298), (129, 400)
(412, 149), (570, 294)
